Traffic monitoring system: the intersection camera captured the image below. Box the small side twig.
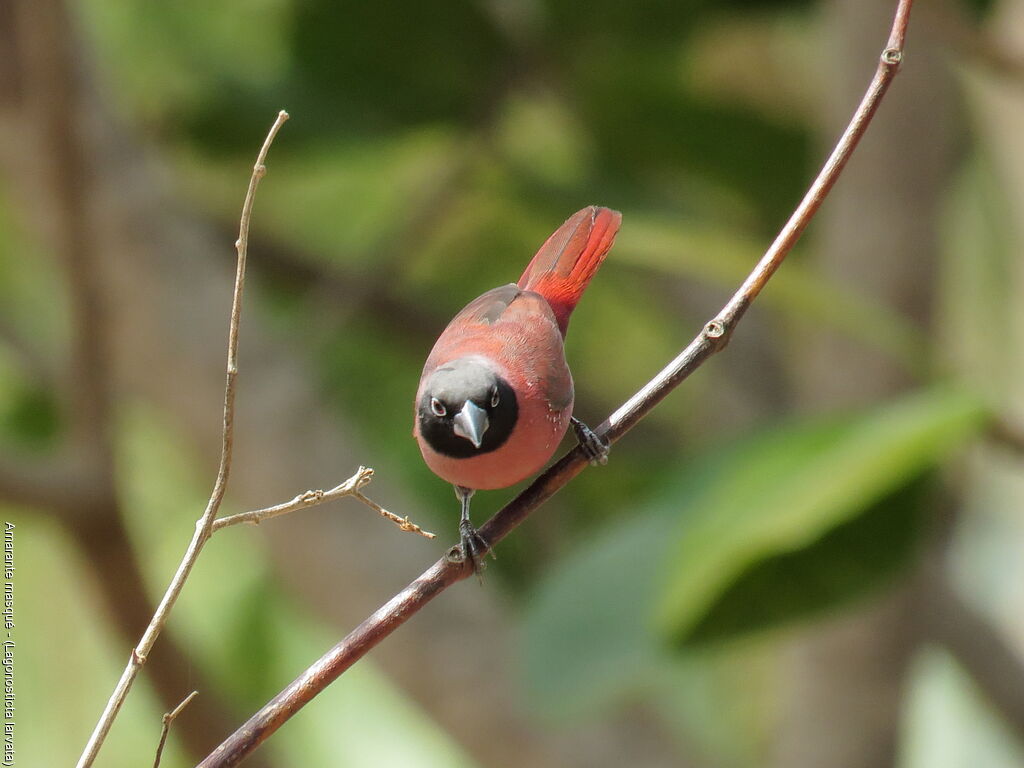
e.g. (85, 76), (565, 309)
(153, 691), (199, 768)
(211, 467), (435, 539)
(351, 489), (435, 537)
(75, 110), (289, 768)
(197, 3), (915, 766)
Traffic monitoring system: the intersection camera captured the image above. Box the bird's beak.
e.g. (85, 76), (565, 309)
(453, 401), (489, 449)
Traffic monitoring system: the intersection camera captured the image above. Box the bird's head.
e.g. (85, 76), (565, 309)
(417, 357), (518, 458)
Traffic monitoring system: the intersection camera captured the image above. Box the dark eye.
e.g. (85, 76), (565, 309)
(430, 397), (446, 417)
(490, 388), (499, 408)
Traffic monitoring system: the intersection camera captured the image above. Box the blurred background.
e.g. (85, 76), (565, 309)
(3, 0), (1024, 765)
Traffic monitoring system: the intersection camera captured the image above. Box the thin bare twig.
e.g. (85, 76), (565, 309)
(152, 691), (198, 768)
(75, 110), (289, 768)
(197, 3), (915, 766)
(350, 489), (435, 536)
(211, 466), (435, 539)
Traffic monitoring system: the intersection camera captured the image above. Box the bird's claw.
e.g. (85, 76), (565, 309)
(457, 519), (493, 576)
(572, 417), (610, 466)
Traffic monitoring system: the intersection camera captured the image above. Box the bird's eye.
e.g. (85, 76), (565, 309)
(490, 388), (500, 408)
(430, 397), (446, 417)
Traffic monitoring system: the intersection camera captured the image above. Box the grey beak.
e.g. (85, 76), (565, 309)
(453, 400), (489, 449)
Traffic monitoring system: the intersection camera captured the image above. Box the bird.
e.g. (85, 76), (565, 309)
(413, 206), (621, 572)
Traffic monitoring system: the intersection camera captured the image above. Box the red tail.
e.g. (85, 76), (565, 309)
(518, 206), (621, 335)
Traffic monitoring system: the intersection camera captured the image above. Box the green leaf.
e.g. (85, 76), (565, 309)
(520, 451), (732, 718)
(521, 513), (670, 719)
(683, 473), (929, 645)
(0, 379), (60, 452)
(656, 387), (989, 645)
(938, 154), (1017, 400)
(179, 128), (462, 265)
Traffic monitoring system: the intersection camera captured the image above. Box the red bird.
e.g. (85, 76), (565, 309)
(414, 206), (621, 570)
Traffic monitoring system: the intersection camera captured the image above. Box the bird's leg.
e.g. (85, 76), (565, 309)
(571, 416), (610, 466)
(454, 485), (491, 575)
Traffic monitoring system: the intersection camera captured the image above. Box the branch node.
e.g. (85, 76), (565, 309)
(164, 690), (199, 724)
(703, 319), (727, 339)
(355, 466), (374, 489)
(132, 648), (147, 665)
(154, 691), (199, 768)
(253, 164), (267, 179)
(882, 47), (903, 66)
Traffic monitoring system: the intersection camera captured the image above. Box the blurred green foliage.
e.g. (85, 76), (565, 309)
(522, 388), (987, 714)
(657, 386), (987, 644)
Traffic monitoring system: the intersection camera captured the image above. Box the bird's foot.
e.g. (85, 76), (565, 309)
(572, 417), (610, 466)
(455, 519), (493, 577)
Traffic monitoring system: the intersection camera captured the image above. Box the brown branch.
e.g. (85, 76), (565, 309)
(988, 418), (1024, 458)
(211, 466), (435, 539)
(922, 575), (1024, 738)
(10, 0), (116, 505)
(74, 110), (289, 768)
(153, 691), (198, 768)
(197, 2), (916, 765)
(16, 0), (114, 469)
(0, 455), (102, 515)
